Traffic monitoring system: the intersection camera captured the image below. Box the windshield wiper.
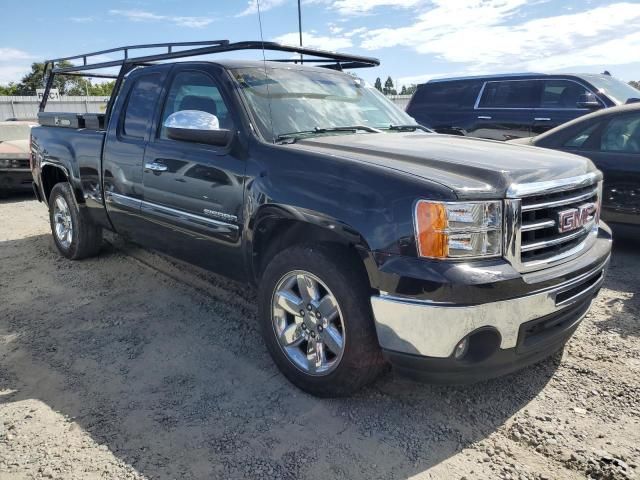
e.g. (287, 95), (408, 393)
(386, 124), (433, 132)
(276, 125), (382, 143)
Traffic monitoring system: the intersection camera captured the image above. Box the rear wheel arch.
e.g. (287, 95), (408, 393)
(41, 164), (83, 205)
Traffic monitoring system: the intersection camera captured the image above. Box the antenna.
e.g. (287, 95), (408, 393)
(256, 0), (275, 142)
(297, 0), (303, 63)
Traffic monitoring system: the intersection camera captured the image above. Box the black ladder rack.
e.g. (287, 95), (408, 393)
(39, 40), (380, 112)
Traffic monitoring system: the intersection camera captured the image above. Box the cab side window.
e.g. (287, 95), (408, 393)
(600, 114), (640, 153)
(160, 71), (232, 140)
(478, 80), (539, 108)
(541, 80), (590, 109)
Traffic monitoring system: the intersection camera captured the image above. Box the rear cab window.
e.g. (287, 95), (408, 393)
(122, 72), (164, 139)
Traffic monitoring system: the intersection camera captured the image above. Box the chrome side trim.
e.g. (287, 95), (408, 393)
(106, 191), (141, 210)
(106, 191), (239, 230)
(370, 258), (607, 358)
(507, 172), (601, 198)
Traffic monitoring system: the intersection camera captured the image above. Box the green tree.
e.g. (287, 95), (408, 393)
(401, 84), (417, 95)
(374, 77), (382, 92)
(383, 76), (397, 95)
(0, 83), (19, 95)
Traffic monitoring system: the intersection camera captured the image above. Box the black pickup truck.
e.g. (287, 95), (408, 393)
(31, 41), (612, 396)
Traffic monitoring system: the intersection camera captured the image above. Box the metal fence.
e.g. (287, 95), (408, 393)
(1, 94), (413, 121)
(387, 94), (412, 109)
(0, 96), (109, 121)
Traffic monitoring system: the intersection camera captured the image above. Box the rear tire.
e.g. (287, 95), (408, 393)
(49, 182), (102, 260)
(258, 243), (384, 397)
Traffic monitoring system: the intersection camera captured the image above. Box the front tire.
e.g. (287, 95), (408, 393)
(49, 182), (102, 260)
(258, 244), (384, 397)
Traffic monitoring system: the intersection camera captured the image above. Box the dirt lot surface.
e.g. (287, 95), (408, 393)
(0, 194), (638, 480)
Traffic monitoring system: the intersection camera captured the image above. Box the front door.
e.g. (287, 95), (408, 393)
(531, 79), (600, 135)
(140, 67), (247, 277)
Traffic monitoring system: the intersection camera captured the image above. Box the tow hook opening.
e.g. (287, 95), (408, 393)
(453, 329), (501, 363)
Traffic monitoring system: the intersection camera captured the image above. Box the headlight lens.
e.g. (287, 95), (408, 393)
(0, 159), (10, 168)
(414, 200), (503, 258)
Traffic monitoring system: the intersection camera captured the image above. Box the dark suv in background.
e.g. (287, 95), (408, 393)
(406, 73), (640, 141)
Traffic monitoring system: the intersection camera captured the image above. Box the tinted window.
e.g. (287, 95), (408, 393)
(601, 114), (640, 153)
(160, 70), (232, 139)
(478, 80), (539, 108)
(563, 123), (599, 148)
(412, 81), (482, 109)
(541, 80), (590, 109)
(123, 73), (163, 139)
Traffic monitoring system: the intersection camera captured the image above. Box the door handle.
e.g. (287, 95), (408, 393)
(534, 117), (551, 121)
(145, 161), (168, 172)
(477, 115), (492, 120)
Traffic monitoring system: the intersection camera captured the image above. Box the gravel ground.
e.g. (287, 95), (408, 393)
(0, 194), (638, 480)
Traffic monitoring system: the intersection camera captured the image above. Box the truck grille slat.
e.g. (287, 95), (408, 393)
(521, 219), (556, 232)
(521, 186), (598, 212)
(520, 222), (594, 252)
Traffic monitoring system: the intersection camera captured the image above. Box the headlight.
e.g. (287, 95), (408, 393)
(0, 159), (10, 168)
(413, 200), (502, 259)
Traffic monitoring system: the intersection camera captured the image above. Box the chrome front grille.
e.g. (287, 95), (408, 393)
(504, 172), (602, 272)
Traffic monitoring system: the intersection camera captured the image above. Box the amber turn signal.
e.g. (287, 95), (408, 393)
(414, 201), (449, 258)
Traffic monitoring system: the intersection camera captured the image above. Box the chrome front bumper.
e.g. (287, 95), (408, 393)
(370, 255), (609, 358)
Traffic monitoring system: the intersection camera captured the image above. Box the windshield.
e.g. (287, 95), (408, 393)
(0, 123), (33, 142)
(580, 74), (640, 105)
(230, 66), (416, 140)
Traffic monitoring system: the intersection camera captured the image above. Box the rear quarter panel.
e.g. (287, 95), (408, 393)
(31, 125), (111, 229)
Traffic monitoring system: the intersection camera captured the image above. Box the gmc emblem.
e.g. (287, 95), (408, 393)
(557, 202), (598, 233)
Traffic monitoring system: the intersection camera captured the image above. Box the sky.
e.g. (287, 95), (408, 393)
(1, 0), (640, 90)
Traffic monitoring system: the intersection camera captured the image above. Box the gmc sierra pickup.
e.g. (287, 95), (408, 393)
(31, 41), (612, 396)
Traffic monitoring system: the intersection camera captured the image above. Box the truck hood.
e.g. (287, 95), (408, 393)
(289, 133), (597, 198)
(0, 139), (30, 159)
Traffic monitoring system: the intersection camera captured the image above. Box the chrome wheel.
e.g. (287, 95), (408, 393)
(53, 196), (73, 249)
(271, 270), (345, 375)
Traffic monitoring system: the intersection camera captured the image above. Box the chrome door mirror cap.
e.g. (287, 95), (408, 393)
(164, 110), (232, 147)
(164, 110), (220, 130)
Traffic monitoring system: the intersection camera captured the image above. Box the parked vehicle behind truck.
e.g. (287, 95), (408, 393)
(0, 120), (36, 196)
(406, 73), (640, 141)
(31, 41), (612, 396)
(508, 102), (640, 227)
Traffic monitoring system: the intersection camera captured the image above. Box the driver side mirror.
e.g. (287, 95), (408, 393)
(576, 93), (602, 110)
(164, 110), (232, 146)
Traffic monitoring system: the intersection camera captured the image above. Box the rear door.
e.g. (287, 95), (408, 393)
(473, 80), (538, 140)
(531, 79), (600, 135)
(406, 80), (483, 135)
(140, 66), (247, 277)
(103, 68), (168, 240)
